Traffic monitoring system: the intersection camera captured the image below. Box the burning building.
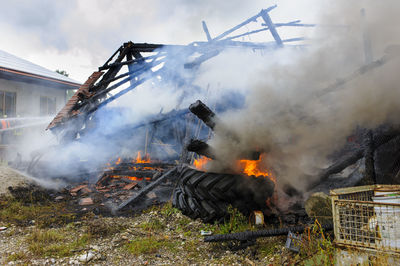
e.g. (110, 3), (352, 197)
(12, 3), (400, 226)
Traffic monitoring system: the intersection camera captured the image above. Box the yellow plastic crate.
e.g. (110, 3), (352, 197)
(331, 185), (400, 254)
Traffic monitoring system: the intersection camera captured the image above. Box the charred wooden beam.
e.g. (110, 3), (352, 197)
(260, 8), (283, 47)
(113, 162), (176, 169)
(204, 223), (333, 242)
(189, 100), (216, 130)
(187, 139), (260, 160)
(180, 114), (195, 164)
(89, 42), (133, 94)
(104, 170), (158, 178)
(308, 128), (400, 190)
(187, 139), (216, 159)
(364, 130), (376, 184)
(113, 167), (177, 213)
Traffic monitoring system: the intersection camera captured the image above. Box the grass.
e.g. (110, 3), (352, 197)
(139, 219), (166, 232)
(159, 202), (180, 217)
(6, 251), (28, 263)
(200, 205), (252, 235)
(26, 228), (90, 258)
(125, 236), (177, 255)
(86, 218), (127, 237)
(257, 237), (284, 258)
(0, 195), (76, 228)
(295, 221), (336, 265)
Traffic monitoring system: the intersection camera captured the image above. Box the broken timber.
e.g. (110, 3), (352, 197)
(309, 127), (400, 190)
(189, 100), (217, 130)
(113, 167), (177, 213)
(47, 5), (315, 144)
(186, 139), (216, 159)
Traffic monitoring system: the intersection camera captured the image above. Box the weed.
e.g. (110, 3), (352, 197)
(6, 251), (28, 262)
(297, 221), (336, 265)
(257, 237), (283, 258)
(214, 206), (251, 234)
(0, 195), (76, 228)
(160, 202), (180, 217)
(125, 236), (176, 255)
(86, 219), (126, 237)
(26, 228), (89, 258)
(139, 219), (166, 232)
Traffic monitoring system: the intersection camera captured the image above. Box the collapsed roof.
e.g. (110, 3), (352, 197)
(47, 5), (314, 140)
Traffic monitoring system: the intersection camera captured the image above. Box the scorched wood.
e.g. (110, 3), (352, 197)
(308, 127), (400, 190)
(189, 100), (217, 130)
(186, 139), (216, 159)
(113, 167), (177, 213)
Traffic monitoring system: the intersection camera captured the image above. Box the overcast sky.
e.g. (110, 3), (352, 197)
(0, 0), (326, 82)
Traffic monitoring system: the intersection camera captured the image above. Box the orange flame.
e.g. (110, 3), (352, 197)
(239, 157), (269, 177)
(115, 157), (121, 165)
(193, 156), (212, 171)
(126, 176), (143, 181)
(134, 151), (151, 163)
(238, 155), (276, 183)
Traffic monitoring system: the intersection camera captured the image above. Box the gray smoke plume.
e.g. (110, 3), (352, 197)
(206, 1), (400, 191)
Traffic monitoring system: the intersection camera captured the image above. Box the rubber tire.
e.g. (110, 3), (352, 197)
(172, 165), (275, 223)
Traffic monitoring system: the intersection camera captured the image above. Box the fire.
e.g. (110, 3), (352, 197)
(239, 157), (269, 177)
(115, 157), (121, 165)
(193, 156), (212, 171)
(127, 176), (143, 181)
(239, 156), (276, 183)
(134, 151), (151, 163)
(193, 154), (276, 183)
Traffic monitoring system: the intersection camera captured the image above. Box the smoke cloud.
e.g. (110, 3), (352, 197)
(9, 0), (400, 193)
(206, 0), (400, 191)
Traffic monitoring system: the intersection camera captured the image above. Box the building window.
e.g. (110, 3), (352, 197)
(0, 91), (16, 117)
(40, 96), (56, 116)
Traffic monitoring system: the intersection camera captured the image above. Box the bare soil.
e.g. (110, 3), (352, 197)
(0, 165), (29, 195)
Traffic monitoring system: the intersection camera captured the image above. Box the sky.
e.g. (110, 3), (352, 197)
(0, 0), (324, 83)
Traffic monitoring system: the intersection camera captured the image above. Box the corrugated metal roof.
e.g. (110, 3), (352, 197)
(0, 49), (81, 85)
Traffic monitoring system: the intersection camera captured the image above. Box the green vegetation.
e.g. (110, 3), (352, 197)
(0, 195), (76, 228)
(159, 202), (180, 217)
(125, 236), (177, 255)
(26, 228), (89, 257)
(6, 251), (28, 262)
(214, 206), (250, 234)
(298, 221), (336, 265)
(86, 218), (126, 237)
(257, 237), (283, 258)
(139, 219), (166, 232)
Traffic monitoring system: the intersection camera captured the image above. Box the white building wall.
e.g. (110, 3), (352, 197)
(0, 78), (66, 117)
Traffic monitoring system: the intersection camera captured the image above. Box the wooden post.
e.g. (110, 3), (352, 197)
(364, 130), (377, 184)
(260, 9), (283, 47)
(180, 114), (195, 164)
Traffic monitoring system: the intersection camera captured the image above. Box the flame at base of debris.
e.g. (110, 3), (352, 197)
(238, 155), (270, 176)
(193, 154), (276, 183)
(135, 151), (150, 163)
(193, 156), (212, 171)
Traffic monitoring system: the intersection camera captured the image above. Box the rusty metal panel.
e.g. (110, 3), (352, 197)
(47, 71), (103, 130)
(331, 185), (400, 255)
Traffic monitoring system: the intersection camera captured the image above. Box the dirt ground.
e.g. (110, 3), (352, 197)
(0, 165), (29, 195)
(0, 166), (389, 265)
(0, 205), (291, 265)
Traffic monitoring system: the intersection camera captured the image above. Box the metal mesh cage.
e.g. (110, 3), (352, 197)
(331, 185), (400, 254)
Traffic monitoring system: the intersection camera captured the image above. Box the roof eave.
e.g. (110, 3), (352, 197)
(0, 67), (81, 89)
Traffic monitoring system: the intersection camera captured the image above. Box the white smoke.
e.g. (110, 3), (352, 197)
(206, 1), (400, 191)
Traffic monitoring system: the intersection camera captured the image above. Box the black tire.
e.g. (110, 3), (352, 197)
(172, 165), (275, 223)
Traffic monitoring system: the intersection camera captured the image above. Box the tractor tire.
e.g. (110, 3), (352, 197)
(172, 165), (275, 223)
